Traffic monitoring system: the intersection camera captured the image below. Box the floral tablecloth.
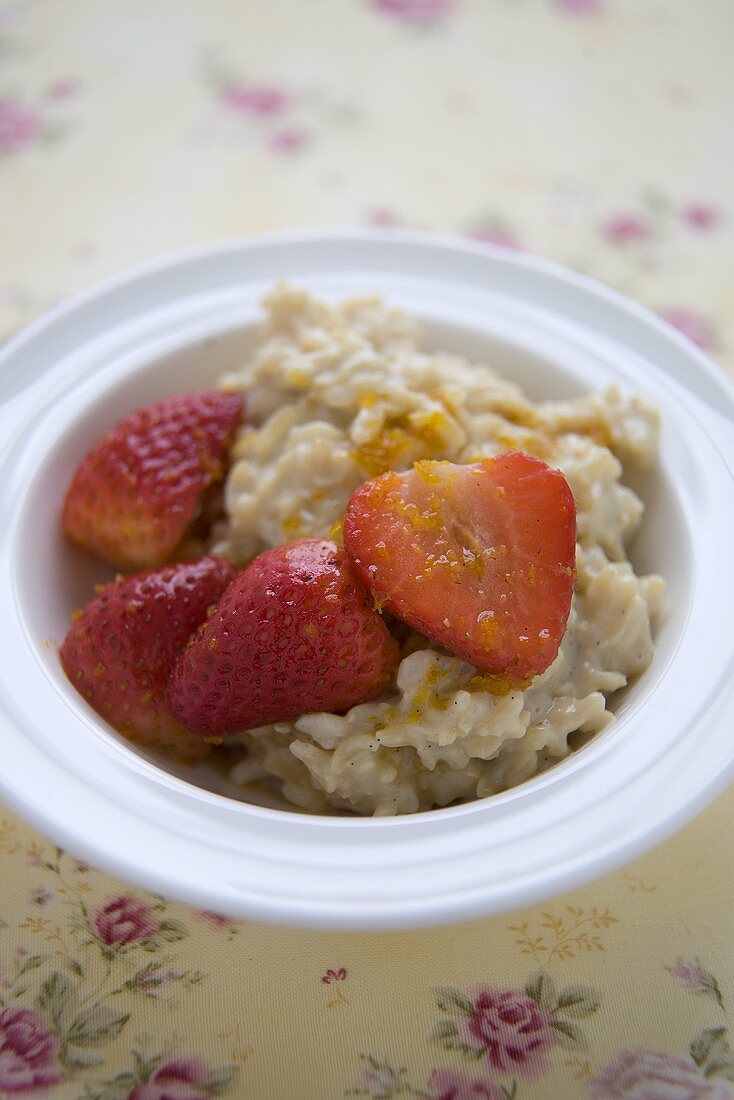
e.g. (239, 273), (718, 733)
(1, 2), (733, 1098)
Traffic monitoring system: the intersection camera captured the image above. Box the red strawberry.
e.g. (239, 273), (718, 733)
(62, 391), (244, 571)
(168, 539), (400, 738)
(343, 452), (576, 678)
(60, 556), (239, 761)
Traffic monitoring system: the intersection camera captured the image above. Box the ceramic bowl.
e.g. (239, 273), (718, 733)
(1, 229), (733, 930)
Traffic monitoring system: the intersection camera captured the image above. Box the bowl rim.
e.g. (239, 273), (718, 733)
(1, 226), (734, 929)
(3, 226), (732, 415)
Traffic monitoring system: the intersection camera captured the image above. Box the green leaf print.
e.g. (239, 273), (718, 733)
(38, 970), (77, 1026)
(206, 1065), (238, 1094)
(430, 1019), (458, 1041)
(88, 1079), (137, 1100)
(157, 917), (187, 942)
(60, 1044), (104, 1070)
(554, 983), (601, 1018)
(66, 1003), (130, 1046)
(525, 970), (557, 1012)
(131, 1048), (156, 1081)
(346, 1053), (415, 1098)
(17, 953), (44, 976)
(549, 1017), (588, 1051)
(433, 985), (474, 1017)
(690, 1027), (728, 1068)
(690, 1027), (734, 1080)
(429, 1017), (483, 1058)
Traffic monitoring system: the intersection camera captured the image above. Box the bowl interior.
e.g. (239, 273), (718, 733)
(14, 315), (693, 813)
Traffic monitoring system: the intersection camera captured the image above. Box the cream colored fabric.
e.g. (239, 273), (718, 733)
(0, 2), (732, 1098)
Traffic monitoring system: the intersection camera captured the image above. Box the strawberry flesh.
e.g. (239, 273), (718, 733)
(60, 556), (239, 761)
(62, 391), (244, 571)
(344, 452), (576, 678)
(168, 539), (400, 738)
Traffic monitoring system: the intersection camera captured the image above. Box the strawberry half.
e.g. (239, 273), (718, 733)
(168, 539), (400, 738)
(62, 391), (244, 571)
(60, 556), (239, 761)
(344, 453), (576, 678)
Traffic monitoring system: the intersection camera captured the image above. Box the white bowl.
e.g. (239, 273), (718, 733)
(1, 229), (733, 931)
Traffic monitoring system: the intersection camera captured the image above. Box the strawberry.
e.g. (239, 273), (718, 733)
(62, 391), (244, 571)
(168, 539), (400, 738)
(60, 556), (239, 761)
(343, 452), (576, 678)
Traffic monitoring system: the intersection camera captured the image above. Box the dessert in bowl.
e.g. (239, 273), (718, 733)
(0, 231), (732, 928)
(58, 284), (664, 818)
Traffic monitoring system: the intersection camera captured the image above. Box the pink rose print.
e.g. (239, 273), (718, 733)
(361, 1063), (402, 1096)
(601, 213), (650, 244)
(0, 1007), (62, 1094)
(587, 1049), (733, 1099)
(666, 959), (723, 1007)
(667, 83), (694, 106)
(322, 968), (348, 984)
(370, 0), (455, 25)
(197, 909), (234, 929)
(0, 100), (43, 153)
(46, 77), (80, 100)
(555, 0), (604, 13)
(429, 1067), (506, 1100)
(221, 83), (287, 117)
(366, 207), (401, 228)
(471, 228), (523, 251)
(93, 895), (159, 946)
(681, 203), (721, 231)
(28, 885), (56, 908)
(265, 127), (308, 154)
(322, 967), (349, 1006)
(129, 1057), (212, 1100)
(458, 986), (555, 1079)
(134, 964), (180, 993)
(660, 307), (715, 351)
(667, 960), (712, 993)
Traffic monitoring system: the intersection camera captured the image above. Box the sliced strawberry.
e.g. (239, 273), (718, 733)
(62, 391), (244, 571)
(60, 556), (239, 761)
(168, 539), (400, 738)
(344, 453), (576, 678)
